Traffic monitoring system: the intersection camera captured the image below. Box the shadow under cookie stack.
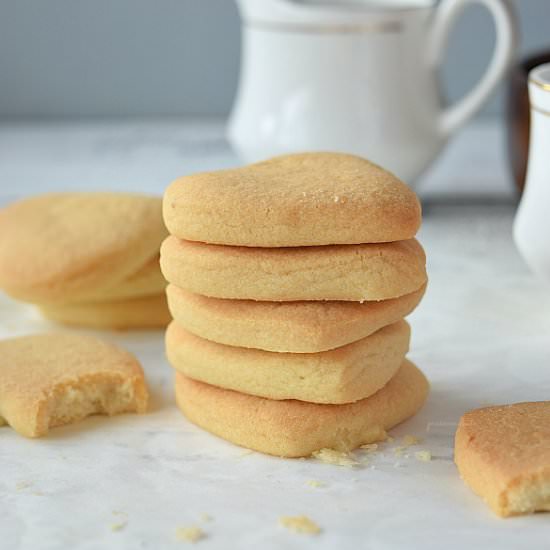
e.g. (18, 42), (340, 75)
(161, 153), (429, 458)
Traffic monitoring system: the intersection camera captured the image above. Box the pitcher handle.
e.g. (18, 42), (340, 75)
(429, 0), (517, 138)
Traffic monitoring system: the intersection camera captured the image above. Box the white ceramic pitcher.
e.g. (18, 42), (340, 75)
(514, 63), (550, 282)
(228, 0), (517, 184)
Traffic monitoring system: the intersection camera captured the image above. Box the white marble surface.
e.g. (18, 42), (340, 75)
(1, 120), (549, 549)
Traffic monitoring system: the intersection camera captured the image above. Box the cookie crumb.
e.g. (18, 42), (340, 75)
(200, 513), (212, 522)
(110, 511), (127, 531)
(306, 480), (325, 488)
(279, 515), (321, 535)
(386, 436), (395, 443)
(415, 450), (432, 462)
(312, 448), (359, 467)
(394, 446), (406, 457)
(360, 443), (378, 452)
(403, 435), (421, 446)
(16, 481), (32, 491)
(175, 526), (205, 543)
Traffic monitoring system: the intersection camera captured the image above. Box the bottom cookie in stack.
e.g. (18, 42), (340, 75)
(174, 360), (429, 458)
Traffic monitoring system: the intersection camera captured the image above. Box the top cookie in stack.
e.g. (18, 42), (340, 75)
(161, 152), (429, 457)
(164, 152), (421, 247)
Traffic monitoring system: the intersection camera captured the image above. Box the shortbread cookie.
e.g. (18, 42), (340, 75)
(455, 402), (550, 517)
(160, 237), (427, 302)
(164, 152), (421, 247)
(166, 320), (409, 404)
(167, 284), (425, 352)
(87, 254), (166, 303)
(39, 294), (171, 329)
(0, 193), (167, 303)
(0, 333), (149, 437)
(175, 359), (429, 457)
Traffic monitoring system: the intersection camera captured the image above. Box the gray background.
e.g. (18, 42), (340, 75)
(0, 0), (549, 119)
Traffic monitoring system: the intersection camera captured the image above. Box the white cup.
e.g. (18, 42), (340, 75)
(228, 0), (517, 185)
(514, 63), (550, 282)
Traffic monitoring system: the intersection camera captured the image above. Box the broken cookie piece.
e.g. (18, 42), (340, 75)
(0, 332), (148, 437)
(455, 402), (550, 517)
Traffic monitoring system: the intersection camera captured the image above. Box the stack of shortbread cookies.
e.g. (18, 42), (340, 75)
(0, 192), (171, 329)
(161, 153), (429, 457)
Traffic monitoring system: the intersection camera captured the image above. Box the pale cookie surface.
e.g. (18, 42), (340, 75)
(455, 402), (550, 517)
(175, 359), (429, 457)
(0, 193), (167, 303)
(86, 254), (166, 302)
(0, 333), (149, 437)
(161, 237), (427, 302)
(39, 293), (171, 330)
(166, 320), (410, 404)
(164, 152), (421, 247)
(167, 284), (425, 352)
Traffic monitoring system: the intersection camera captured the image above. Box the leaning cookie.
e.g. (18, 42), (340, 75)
(164, 152), (421, 247)
(455, 402), (550, 517)
(167, 284), (425, 353)
(0, 333), (149, 437)
(161, 237), (427, 302)
(83, 254), (166, 303)
(0, 192), (167, 304)
(175, 359), (429, 457)
(39, 294), (171, 330)
(167, 320), (410, 404)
